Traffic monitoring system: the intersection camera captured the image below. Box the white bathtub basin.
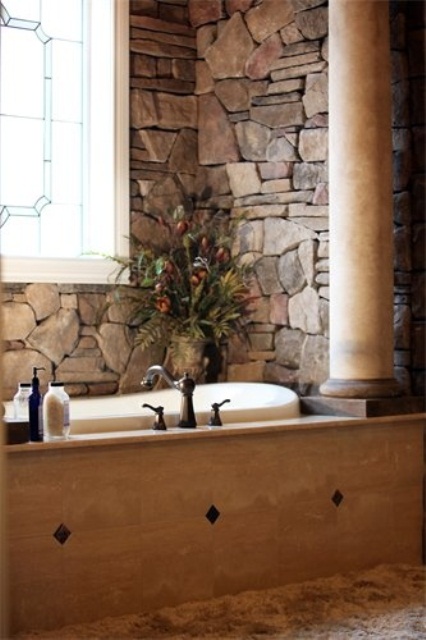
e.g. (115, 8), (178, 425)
(4, 382), (300, 435)
(72, 382), (300, 433)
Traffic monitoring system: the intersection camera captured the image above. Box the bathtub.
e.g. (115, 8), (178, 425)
(5, 385), (424, 635)
(63, 382), (299, 434)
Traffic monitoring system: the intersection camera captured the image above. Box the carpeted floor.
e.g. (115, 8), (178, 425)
(16, 564), (425, 640)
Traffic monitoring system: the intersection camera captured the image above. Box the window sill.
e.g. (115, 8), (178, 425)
(1, 256), (121, 285)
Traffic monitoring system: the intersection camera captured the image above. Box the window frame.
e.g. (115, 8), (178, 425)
(1, 0), (129, 285)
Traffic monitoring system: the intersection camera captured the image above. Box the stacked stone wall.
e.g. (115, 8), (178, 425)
(407, 2), (425, 397)
(130, 0), (331, 395)
(1, 0), (424, 401)
(391, 1), (425, 396)
(1, 283), (166, 400)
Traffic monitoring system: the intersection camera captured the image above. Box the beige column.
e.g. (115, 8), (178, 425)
(320, 0), (400, 398)
(0, 278), (9, 636)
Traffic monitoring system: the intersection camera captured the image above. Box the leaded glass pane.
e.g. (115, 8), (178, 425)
(51, 40), (82, 122)
(2, 0), (40, 21)
(0, 0), (84, 258)
(0, 116), (44, 206)
(0, 27), (44, 118)
(40, 204), (82, 256)
(41, 0), (82, 41)
(1, 214), (40, 256)
(51, 122), (81, 204)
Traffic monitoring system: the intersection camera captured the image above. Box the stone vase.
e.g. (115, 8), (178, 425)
(169, 336), (209, 383)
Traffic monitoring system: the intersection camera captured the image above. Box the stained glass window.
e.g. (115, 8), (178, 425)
(0, 0), (129, 283)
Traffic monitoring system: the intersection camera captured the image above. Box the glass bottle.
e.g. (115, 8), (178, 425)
(43, 382), (70, 441)
(13, 383), (32, 420)
(29, 367), (45, 442)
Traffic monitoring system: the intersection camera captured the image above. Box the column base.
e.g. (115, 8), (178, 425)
(319, 377), (402, 399)
(301, 395), (425, 418)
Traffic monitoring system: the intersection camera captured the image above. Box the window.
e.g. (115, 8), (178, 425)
(0, 0), (129, 284)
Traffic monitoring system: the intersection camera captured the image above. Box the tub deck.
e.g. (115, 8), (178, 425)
(5, 412), (425, 635)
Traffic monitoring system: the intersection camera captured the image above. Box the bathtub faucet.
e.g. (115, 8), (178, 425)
(142, 365), (197, 429)
(142, 365), (179, 391)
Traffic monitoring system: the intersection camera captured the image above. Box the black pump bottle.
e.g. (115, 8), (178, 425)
(29, 366), (45, 442)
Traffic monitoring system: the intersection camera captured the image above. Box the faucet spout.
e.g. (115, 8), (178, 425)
(141, 365), (179, 391)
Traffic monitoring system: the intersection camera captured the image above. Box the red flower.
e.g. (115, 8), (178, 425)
(215, 247), (230, 263)
(155, 296), (171, 313)
(176, 220), (189, 235)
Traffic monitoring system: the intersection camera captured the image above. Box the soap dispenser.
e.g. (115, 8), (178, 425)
(29, 366), (45, 442)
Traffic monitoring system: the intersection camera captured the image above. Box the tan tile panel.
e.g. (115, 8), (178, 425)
(277, 498), (341, 584)
(140, 517), (214, 611)
(385, 423), (424, 485)
(63, 525), (143, 626)
(139, 440), (215, 523)
(334, 423), (423, 492)
(8, 535), (65, 634)
(273, 430), (340, 503)
(329, 426), (394, 490)
(7, 450), (64, 539)
(336, 490), (393, 556)
(390, 484), (424, 563)
(202, 435), (283, 513)
(140, 433), (293, 520)
(5, 417), (424, 634)
(61, 446), (143, 531)
(212, 509), (280, 597)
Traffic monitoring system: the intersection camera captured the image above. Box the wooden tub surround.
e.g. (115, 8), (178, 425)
(5, 412), (425, 635)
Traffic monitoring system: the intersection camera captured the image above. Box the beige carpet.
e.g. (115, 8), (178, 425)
(17, 564), (425, 639)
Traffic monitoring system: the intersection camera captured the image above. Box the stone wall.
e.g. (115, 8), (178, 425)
(1, 0), (424, 401)
(130, 0), (331, 395)
(128, 0), (425, 394)
(1, 283), (165, 400)
(391, 1), (425, 397)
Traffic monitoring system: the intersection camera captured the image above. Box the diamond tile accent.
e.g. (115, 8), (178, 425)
(205, 504), (220, 525)
(53, 523), (72, 545)
(331, 489), (344, 507)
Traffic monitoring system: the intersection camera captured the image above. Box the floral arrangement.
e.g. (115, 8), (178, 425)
(109, 206), (254, 350)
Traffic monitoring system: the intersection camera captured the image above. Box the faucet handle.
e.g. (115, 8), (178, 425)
(177, 371), (196, 395)
(208, 399), (230, 427)
(142, 403), (167, 431)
